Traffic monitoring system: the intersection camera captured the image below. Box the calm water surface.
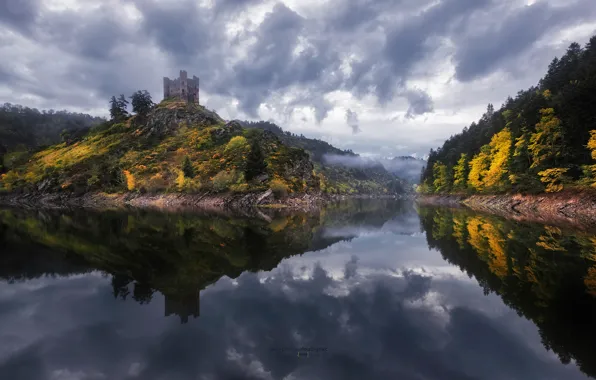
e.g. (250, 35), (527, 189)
(1, 200), (595, 380)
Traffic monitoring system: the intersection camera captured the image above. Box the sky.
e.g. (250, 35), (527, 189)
(1, 0), (596, 158)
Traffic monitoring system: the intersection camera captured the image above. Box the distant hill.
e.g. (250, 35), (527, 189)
(242, 121), (355, 162)
(0, 100), (408, 197)
(0, 103), (105, 151)
(383, 156), (426, 184)
(242, 120), (410, 194)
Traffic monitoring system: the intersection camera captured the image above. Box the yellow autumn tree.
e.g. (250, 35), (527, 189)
(537, 168), (570, 192)
(583, 130), (596, 186)
(528, 108), (564, 169)
(468, 146), (491, 192)
(483, 128), (512, 191)
(452, 153), (468, 191)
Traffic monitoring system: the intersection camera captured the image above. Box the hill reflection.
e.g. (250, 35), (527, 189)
(419, 206), (596, 377)
(0, 199), (411, 324)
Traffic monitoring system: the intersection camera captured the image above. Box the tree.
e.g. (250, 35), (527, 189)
(483, 128), (512, 191)
(182, 156), (195, 178)
(529, 108), (565, 169)
(452, 154), (469, 191)
(109, 95), (129, 121)
(0, 144), (6, 174)
(130, 90), (154, 116)
(432, 162), (451, 193)
(468, 145), (491, 191)
(245, 140), (267, 181)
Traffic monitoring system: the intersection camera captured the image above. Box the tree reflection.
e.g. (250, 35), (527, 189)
(419, 206), (596, 377)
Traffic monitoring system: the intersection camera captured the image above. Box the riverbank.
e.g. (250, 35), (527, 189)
(0, 190), (413, 214)
(418, 191), (596, 231)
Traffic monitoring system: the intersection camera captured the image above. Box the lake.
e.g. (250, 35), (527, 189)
(1, 200), (595, 380)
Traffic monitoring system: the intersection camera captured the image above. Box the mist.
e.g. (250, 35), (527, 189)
(322, 154), (426, 183)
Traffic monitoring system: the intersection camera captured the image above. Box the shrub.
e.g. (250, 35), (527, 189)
(123, 170), (135, 191)
(212, 170), (237, 192)
(146, 173), (168, 193)
(270, 178), (290, 199)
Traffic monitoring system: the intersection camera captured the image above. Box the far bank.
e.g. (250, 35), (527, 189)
(417, 191), (596, 231)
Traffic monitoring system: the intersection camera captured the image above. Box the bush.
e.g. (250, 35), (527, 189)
(212, 170), (237, 192)
(270, 178), (290, 199)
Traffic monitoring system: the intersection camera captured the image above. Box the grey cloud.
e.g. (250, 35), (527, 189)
(345, 109), (361, 134)
(0, 0), (40, 35)
(454, 0), (596, 82)
(404, 89), (434, 119)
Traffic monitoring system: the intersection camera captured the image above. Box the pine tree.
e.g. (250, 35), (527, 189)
(245, 140), (267, 181)
(182, 156), (195, 178)
(109, 95), (129, 122)
(130, 90), (154, 116)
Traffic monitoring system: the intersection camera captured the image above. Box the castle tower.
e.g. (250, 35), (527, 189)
(163, 70), (199, 104)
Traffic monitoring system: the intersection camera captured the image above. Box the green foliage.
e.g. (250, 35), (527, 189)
(212, 170), (239, 192)
(130, 90), (154, 116)
(182, 156), (195, 178)
(245, 139), (267, 181)
(432, 162), (451, 193)
(421, 34), (596, 195)
(452, 154), (468, 191)
(110, 95), (129, 122)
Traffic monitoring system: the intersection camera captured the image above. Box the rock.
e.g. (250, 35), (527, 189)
(256, 189), (273, 205)
(255, 173), (269, 183)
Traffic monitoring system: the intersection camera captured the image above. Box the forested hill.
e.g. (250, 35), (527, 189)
(420, 35), (596, 195)
(0, 103), (106, 151)
(242, 120), (355, 162)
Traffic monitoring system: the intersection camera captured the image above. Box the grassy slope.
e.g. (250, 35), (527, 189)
(0, 100), (407, 196)
(0, 100), (319, 196)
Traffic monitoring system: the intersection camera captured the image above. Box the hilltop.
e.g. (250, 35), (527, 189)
(0, 99), (409, 208)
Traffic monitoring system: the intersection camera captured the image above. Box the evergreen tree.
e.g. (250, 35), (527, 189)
(245, 140), (267, 181)
(110, 95), (129, 122)
(130, 90), (154, 116)
(0, 144), (6, 174)
(182, 156), (195, 178)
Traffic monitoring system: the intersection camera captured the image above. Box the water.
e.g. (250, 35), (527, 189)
(0, 200), (595, 380)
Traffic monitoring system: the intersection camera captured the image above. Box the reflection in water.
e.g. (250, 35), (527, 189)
(0, 201), (595, 379)
(419, 206), (596, 378)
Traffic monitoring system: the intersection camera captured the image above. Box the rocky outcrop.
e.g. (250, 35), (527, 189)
(139, 104), (225, 137)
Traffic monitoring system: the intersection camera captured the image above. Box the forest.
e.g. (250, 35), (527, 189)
(420, 35), (596, 195)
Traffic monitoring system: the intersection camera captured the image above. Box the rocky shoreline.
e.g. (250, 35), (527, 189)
(0, 190), (414, 215)
(418, 191), (596, 231)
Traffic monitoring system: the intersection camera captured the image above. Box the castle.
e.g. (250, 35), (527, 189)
(163, 70), (199, 104)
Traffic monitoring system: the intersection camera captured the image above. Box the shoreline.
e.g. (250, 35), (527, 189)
(0, 191), (413, 214)
(418, 191), (596, 231)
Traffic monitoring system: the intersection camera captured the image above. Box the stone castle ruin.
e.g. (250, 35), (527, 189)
(163, 70), (199, 104)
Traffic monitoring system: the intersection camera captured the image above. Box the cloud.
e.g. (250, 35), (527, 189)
(404, 89), (434, 119)
(345, 109), (361, 134)
(0, 0), (595, 156)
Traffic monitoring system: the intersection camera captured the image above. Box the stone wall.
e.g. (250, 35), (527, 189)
(163, 70), (199, 104)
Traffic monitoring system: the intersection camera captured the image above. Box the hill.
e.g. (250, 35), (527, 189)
(420, 35), (596, 195)
(242, 120), (409, 194)
(0, 100), (408, 199)
(0, 103), (105, 173)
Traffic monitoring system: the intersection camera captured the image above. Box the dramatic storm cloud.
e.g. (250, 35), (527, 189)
(0, 0), (595, 157)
